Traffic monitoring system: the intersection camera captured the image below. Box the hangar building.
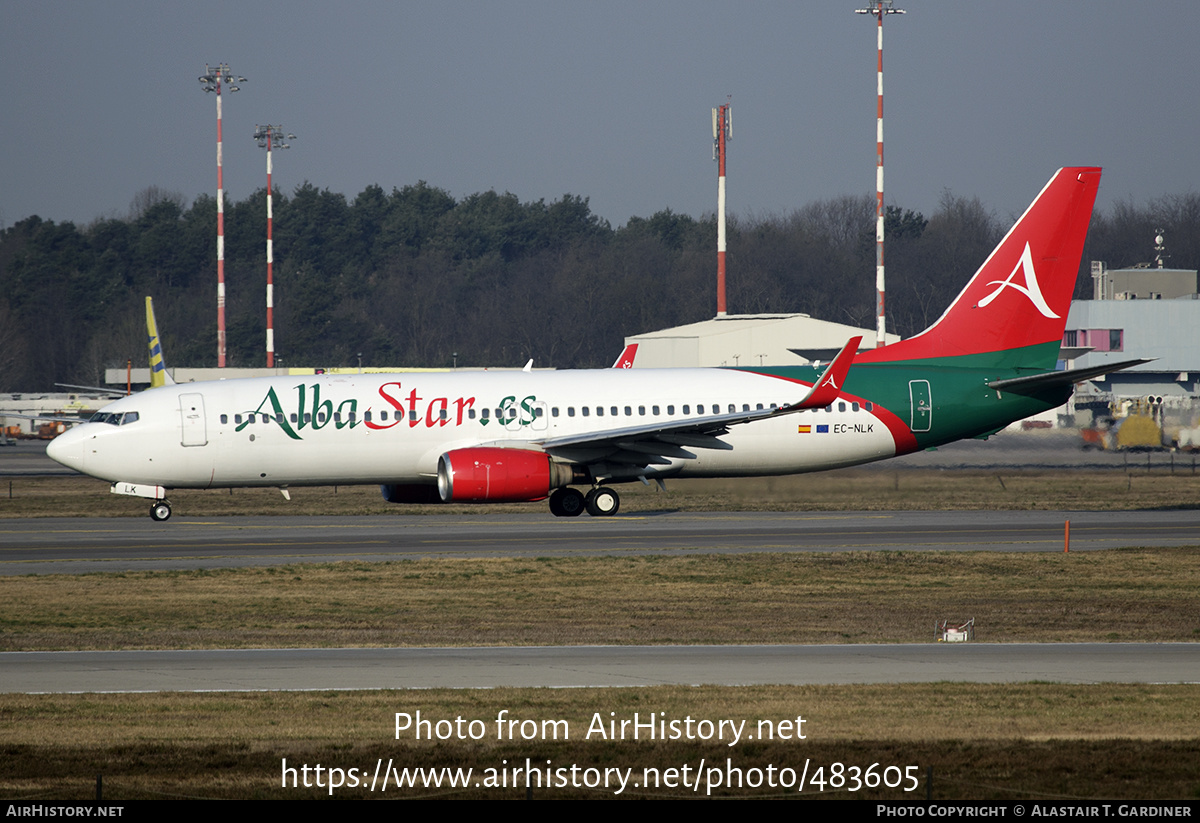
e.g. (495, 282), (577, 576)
(623, 314), (896, 368)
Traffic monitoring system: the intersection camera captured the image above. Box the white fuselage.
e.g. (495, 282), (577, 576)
(47, 368), (899, 489)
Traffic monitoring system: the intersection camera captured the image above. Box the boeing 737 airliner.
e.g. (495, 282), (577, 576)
(48, 168), (1141, 520)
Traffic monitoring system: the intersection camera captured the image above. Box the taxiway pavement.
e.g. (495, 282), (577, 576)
(4, 643), (1197, 693)
(3, 510), (1200, 575)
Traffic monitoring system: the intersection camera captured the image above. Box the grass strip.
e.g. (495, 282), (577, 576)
(3, 549), (1200, 650)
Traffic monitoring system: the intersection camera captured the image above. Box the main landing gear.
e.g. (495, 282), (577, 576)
(585, 486), (620, 517)
(548, 486), (619, 518)
(150, 500), (172, 522)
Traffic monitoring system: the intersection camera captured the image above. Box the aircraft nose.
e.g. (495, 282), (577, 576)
(46, 427), (85, 473)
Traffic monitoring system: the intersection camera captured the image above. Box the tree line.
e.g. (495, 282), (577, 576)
(2, 180), (1196, 390)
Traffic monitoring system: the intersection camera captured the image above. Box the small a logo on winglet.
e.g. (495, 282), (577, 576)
(977, 242), (1059, 319)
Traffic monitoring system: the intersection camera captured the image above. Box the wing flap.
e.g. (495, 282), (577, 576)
(657, 432), (733, 450)
(614, 440), (698, 459)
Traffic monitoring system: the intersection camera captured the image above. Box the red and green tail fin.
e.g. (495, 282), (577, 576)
(857, 167), (1101, 370)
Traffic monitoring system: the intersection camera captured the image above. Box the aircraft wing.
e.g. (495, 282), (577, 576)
(536, 408), (756, 464)
(0, 411), (89, 423)
(531, 336), (860, 470)
(54, 382), (124, 398)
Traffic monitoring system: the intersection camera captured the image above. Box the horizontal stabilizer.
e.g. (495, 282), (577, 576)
(987, 358), (1152, 393)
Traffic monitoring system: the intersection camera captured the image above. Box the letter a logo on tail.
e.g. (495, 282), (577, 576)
(977, 242), (1059, 319)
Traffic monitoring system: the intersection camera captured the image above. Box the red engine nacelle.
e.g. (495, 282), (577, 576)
(437, 447), (569, 503)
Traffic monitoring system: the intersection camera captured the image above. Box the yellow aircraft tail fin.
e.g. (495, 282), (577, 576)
(146, 297), (174, 388)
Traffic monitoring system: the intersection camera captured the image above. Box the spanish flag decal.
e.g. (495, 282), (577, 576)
(797, 424), (811, 434)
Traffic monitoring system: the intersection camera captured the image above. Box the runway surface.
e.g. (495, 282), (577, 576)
(4, 643), (1197, 693)
(3, 509), (1200, 575)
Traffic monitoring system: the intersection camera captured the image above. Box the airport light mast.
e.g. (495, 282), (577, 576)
(855, 1), (904, 348)
(254, 125), (294, 369)
(713, 101), (732, 317)
(198, 63), (246, 368)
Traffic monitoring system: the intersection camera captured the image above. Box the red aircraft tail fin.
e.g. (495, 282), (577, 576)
(611, 344), (638, 369)
(857, 167), (1101, 368)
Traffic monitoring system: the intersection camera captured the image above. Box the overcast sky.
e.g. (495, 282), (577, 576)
(2, 1), (1195, 230)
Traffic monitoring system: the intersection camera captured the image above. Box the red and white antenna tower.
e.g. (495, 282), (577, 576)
(855, 0), (904, 348)
(198, 64), (246, 368)
(712, 100), (732, 317)
(254, 125), (295, 368)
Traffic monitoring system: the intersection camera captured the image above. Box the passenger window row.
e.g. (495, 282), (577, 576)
(215, 401), (873, 427)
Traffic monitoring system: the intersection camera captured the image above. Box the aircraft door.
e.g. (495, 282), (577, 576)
(179, 393), (208, 447)
(529, 401), (548, 431)
(908, 380), (932, 433)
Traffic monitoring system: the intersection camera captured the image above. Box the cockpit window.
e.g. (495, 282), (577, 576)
(89, 411), (140, 426)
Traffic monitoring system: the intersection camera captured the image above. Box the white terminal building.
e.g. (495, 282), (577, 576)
(1065, 262), (1200, 404)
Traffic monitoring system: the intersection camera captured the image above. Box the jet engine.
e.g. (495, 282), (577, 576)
(437, 447), (578, 503)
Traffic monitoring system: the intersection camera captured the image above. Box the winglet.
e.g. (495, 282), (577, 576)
(611, 343), (638, 369)
(146, 297), (174, 388)
(793, 336), (860, 409)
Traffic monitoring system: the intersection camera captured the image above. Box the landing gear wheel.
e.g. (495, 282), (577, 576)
(150, 501), (172, 522)
(548, 487), (585, 517)
(585, 487), (620, 517)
